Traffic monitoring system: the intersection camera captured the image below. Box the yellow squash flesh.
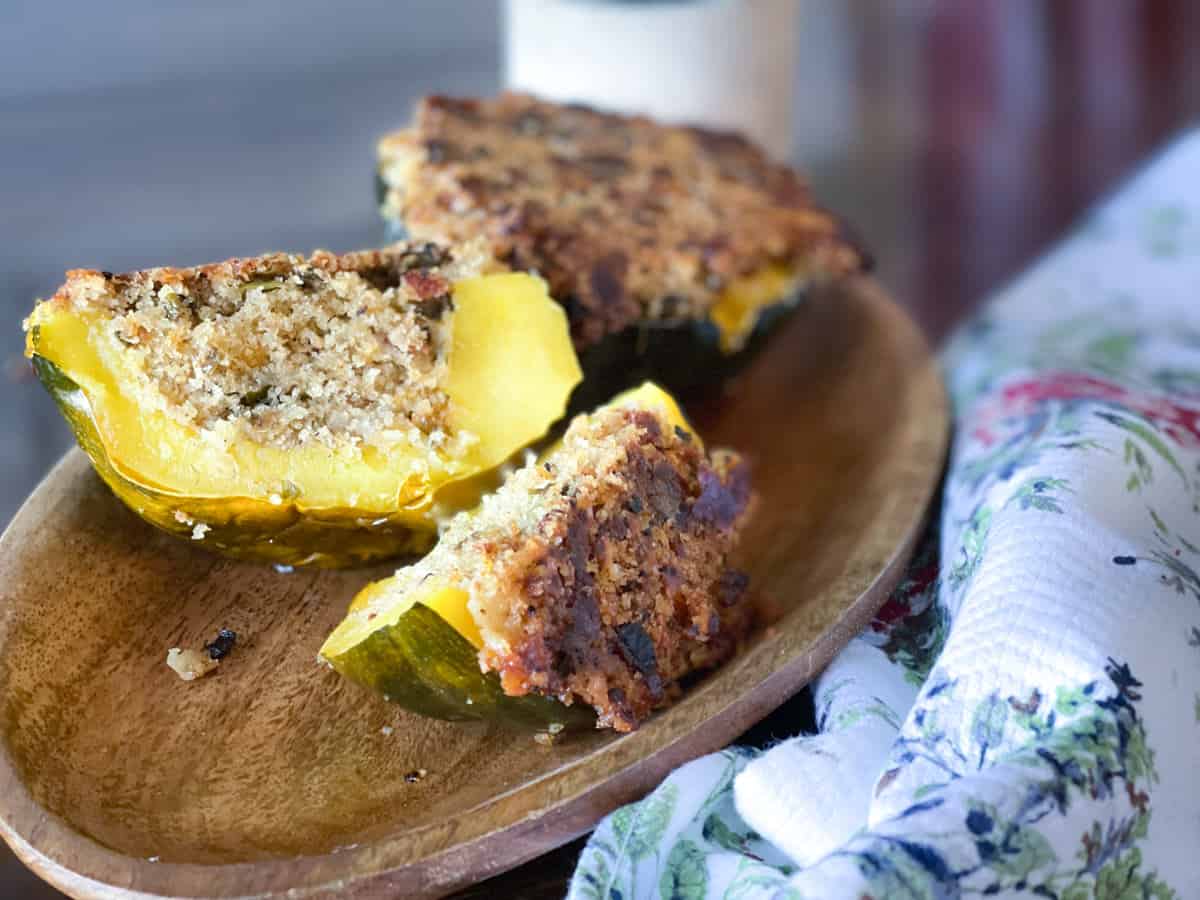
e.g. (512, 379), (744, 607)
(319, 382), (693, 727)
(25, 272), (582, 567)
(709, 264), (801, 353)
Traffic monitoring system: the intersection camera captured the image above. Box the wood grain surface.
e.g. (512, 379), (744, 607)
(0, 277), (946, 898)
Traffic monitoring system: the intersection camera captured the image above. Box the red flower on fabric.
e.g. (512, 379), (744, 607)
(970, 371), (1200, 448)
(871, 555), (939, 633)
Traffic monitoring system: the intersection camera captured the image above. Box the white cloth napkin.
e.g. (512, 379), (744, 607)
(569, 132), (1200, 900)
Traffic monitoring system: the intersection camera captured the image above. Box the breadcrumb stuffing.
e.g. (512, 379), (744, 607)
(383, 399), (756, 731)
(379, 93), (867, 347)
(44, 240), (492, 452)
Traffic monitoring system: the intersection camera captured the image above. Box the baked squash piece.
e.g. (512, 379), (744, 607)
(378, 92), (869, 408)
(321, 383), (756, 732)
(24, 241), (581, 567)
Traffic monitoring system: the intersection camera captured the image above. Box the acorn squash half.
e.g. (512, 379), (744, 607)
(319, 382), (693, 730)
(25, 269), (581, 567)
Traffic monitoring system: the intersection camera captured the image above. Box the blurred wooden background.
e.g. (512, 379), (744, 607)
(1, 1), (1198, 897)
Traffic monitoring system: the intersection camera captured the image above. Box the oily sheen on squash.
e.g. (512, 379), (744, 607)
(25, 272), (581, 567)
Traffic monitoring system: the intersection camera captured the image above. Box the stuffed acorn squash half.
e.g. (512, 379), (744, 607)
(24, 241), (581, 567)
(377, 93), (869, 410)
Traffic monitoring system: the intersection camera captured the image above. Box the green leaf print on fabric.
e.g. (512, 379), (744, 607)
(722, 861), (805, 900)
(1088, 846), (1177, 900)
(700, 814), (755, 856)
(696, 751), (750, 819)
(970, 694), (1009, 767)
(1056, 685), (1090, 717)
(950, 505), (993, 591)
(1099, 411), (1189, 487)
(1008, 476), (1072, 513)
(1149, 508), (1170, 539)
(570, 750), (782, 900)
(834, 698), (902, 731)
(957, 396), (1112, 495)
(659, 839), (707, 900)
(1148, 550), (1200, 602)
(818, 674), (904, 731)
(836, 835), (955, 900)
(872, 662), (1179, 898)
(965, 800), (1057, 882)
(573, 853), (613, 900)
(1124, 439), (1154, 492)
(1121, 721), (1157, 787)
(1142, 204), (1191, 258)
(627, 783), (680, 861)
(576, 782), (680, 900)
(1084, 333), (1140, 374)
(1153, 366), (1200, 395)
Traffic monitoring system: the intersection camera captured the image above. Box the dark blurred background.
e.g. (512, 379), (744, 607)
(2, 2), (1199, 897)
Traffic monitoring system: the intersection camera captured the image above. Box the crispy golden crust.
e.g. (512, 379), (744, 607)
(379, 92), (867, 347)
(52, 241), (480, 312)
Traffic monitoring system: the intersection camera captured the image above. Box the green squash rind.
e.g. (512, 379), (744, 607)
(326, 603), (595, 731)
(566, 289), (806, 414)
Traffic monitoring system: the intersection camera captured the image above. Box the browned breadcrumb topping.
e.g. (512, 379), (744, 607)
(378, 92), (867, 347)
(408, 401), (755, 732)
(46, 241), (492, 450)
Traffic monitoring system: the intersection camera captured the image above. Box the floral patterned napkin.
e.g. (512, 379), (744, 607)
(568, 133), (1200, 899)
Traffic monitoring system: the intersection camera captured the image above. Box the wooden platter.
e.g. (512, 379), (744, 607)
(0, 276), (948, 899)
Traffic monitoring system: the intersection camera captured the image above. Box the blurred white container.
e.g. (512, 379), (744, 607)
(504, 0), (800, 160)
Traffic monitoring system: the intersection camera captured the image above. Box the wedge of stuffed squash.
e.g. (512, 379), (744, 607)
(24, 240), (581, 567)
(377, 92), (869, 410)
(320, 383), (756, 732)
